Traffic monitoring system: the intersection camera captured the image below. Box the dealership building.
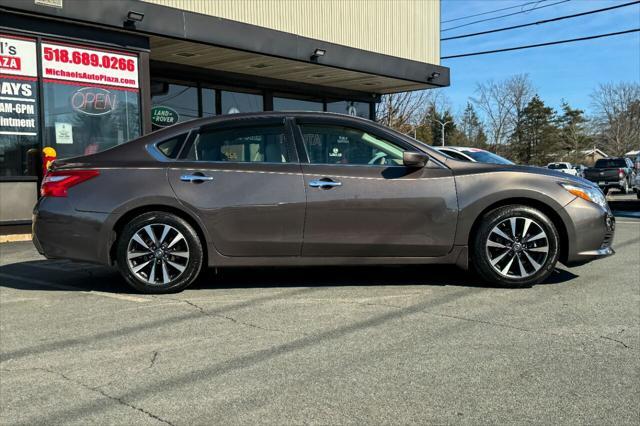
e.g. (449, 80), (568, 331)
(0, 0), (447, 229)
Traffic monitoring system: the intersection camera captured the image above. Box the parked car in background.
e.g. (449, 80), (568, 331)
(33, 112), (615, 293)
(584, 157), (637, 194)
(435, 146), (514, 165)
(547, 162), (579, 177)
(574, 164), (587, 178)
(634, 153), (640, 199)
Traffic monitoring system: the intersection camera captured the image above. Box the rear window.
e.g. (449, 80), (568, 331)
(594, 159), (626, 168)
(156, 134), (188, 159)
(548, 163), (568, 169)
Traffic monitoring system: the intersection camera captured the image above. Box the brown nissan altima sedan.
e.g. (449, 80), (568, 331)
(33, 112), (615, 293)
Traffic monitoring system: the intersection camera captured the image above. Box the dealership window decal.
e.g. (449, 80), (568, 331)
(39, 40), (141, 160)
(0, 33), (40, 177)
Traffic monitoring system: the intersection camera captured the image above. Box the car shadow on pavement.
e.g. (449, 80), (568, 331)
(0, 259), (578, 294)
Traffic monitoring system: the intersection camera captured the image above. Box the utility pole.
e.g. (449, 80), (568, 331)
(432, 119), (452, 146)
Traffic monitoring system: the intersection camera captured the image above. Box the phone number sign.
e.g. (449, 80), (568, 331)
(41, 42), (139, 90)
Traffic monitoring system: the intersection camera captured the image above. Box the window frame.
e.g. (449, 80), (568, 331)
(439, 148), (472, 162)
(292, 117), (417, 167)
(177, 117), (299, 165)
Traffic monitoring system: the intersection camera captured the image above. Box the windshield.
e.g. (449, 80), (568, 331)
(463, 150), (514, 165)
(548, 163), (568, 169)
(594, 159), (626, 168)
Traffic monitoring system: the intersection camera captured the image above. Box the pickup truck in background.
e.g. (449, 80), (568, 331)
(547, 162), (579, 176)
(584, 157), (637, 194)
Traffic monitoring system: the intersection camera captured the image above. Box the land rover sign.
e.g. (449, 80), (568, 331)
(151, 106), (179, 127)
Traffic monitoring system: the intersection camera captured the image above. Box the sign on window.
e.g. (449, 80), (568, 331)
(41, 41), (139, 90)
(0, 33), (38, 138)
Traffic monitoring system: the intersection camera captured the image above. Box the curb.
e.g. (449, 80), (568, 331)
(0, 234), (32, 243)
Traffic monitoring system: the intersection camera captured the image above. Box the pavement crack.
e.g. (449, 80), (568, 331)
(148, 351), (159, 369)
(600, 335), (632, 349)
(154, 296), (294, 335)
(29, 367), (175, 425)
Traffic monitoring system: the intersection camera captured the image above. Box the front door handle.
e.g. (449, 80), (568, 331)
(180, 174), (214, 183)
(309, 179), (342, 189)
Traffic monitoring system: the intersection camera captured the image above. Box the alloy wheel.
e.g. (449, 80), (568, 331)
(126, 223), (190, 285)
(485, 216), (549, 278)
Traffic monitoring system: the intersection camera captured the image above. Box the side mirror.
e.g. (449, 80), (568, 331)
(403, 151), (429, 168)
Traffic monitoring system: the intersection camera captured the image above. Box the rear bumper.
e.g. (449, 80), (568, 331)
(32, 197), (109, 264)
(562, 197), (615, 266)
(588, 179), (627, 191)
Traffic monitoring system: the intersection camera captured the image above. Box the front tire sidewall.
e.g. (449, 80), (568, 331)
(472, 206), (560, 288)
(117, 212), (203, 293)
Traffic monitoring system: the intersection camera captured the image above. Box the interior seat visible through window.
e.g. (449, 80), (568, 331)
(185, 125), (292, 163)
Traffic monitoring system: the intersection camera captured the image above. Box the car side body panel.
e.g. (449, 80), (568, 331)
(167, 162), (306, 257)
(300, 162), (457, 257)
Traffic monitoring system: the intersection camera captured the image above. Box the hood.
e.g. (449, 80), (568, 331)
(447, 159), (598, 188)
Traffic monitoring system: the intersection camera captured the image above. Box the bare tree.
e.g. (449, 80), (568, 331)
(472, 74), (534, 154)
(377, 89), (450, 141)
(377, 91), (427, 135)
(472, 79), (514, 149)
(590, 82), (640, 156)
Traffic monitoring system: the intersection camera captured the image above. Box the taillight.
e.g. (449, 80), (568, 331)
(41, 170), (100, 197)
(618, 169), (625, 179)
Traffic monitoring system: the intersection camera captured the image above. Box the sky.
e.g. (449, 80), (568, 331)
(439, 0), (640, 116)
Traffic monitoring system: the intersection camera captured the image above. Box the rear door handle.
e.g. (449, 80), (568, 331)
(180, 174), (214, 182)
(309, 179), (342, 188)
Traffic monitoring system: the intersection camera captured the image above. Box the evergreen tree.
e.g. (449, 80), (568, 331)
(557, 101), (590, 164)
(421, 104), (460, 146)
(513, 95), (558, 165)
(459, 102), (488, 148)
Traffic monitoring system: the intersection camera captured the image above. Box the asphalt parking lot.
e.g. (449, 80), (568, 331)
(1, 217), (639, 425)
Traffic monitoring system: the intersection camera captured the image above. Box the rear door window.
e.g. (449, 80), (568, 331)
(185, 125), (294, 163)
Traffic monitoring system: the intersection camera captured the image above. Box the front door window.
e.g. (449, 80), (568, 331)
(300, 124), (405, 166)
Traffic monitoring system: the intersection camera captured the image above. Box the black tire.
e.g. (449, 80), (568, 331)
(621, 179), (629, 195)
(471, 205), (560, 288)
(116, 212), (203, 293)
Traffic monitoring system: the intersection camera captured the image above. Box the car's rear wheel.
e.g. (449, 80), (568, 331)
(472, 205), (560, 287)
(116, 212), (203, 293)
(621, 178), (629, 195)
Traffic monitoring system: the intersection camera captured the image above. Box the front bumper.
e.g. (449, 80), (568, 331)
(562, 196), (615, 266)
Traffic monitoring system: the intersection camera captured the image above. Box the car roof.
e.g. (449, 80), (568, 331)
(164, 111), (373, 130)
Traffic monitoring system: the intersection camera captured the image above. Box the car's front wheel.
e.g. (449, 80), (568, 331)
(471, 205), (560, 287)
(116, 212), (203, 293)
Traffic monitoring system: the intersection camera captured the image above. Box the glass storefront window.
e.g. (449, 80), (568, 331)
(202, 88), (216, 117)
(42, 82), (140, 159)
(274, 96), (323, 112)
(326, 101), (371, 119)
(151, 83), (199, 128)
(0, 77), (40, 177)
(0, 34), (40, 177)
(221, 90), (263, 114)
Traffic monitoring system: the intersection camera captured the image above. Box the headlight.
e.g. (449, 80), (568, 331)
(560, 183), (608, 210)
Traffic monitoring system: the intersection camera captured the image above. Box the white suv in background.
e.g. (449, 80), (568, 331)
(547, 162), (579, 176)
